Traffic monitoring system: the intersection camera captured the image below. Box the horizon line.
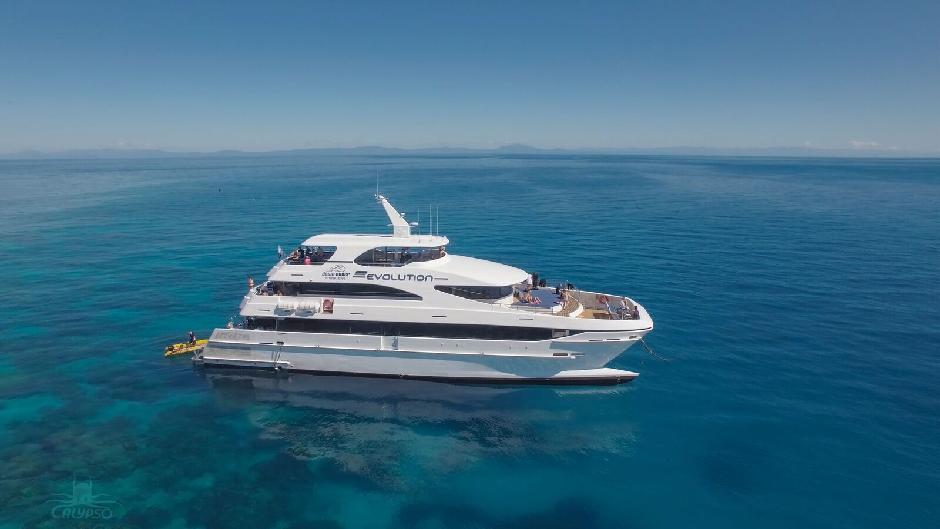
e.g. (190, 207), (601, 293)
(2, 143), (939, 160)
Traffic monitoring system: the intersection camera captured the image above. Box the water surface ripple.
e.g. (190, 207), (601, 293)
(0, 154), (937, 529)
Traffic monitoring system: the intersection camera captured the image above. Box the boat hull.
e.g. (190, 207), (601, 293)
(198, 328), (645, 385)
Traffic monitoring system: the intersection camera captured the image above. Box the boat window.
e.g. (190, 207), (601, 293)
(435, 285), (514, 301)
(272, 281), (421, 299)
(245, 317), (581, 340)
(286, 245), (337, 265)
(354, 246), (446, 267)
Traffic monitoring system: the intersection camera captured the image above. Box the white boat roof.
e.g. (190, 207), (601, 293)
(302, 233), (449, 248)
(438, 255), (529, 285)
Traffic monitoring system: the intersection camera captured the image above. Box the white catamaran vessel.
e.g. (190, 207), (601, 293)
(196, 195), (653, 384)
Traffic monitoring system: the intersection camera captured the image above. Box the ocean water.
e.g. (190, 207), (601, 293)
(0, 154), (937, 529)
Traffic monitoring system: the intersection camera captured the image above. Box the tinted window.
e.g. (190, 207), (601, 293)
(274, 281), (421, 299)
(435, 285), (514, 300)
(355, 246), (445, 267)
(246, 317), (578, 340)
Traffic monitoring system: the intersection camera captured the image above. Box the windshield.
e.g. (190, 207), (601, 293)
(354, 246), (446, 267)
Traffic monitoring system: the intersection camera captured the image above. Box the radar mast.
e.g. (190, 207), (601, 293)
(375, 194), (411, 237)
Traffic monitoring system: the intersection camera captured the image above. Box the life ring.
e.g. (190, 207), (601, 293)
(322, 298), (334, 313)
(596, 294), (609, 304)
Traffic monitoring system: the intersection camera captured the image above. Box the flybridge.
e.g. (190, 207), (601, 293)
(300, 195), (449, 252)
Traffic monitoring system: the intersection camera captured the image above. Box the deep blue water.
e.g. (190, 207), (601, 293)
(0, 154), (938, 529)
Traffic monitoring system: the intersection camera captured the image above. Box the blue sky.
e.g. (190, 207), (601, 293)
(1, 0), (938, 153)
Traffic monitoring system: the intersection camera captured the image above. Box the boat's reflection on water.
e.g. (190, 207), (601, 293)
(201, 367), (632, 417)
(200, 368), (636, 489)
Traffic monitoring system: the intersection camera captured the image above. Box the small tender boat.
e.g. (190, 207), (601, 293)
(164, 339), (208, 357)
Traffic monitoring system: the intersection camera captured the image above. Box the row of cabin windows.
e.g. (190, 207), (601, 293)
(245, 317), (576, 340)
(260, 282), (514, 302)
(264, 281), (421, 299)
(354, 246), (445, 267)
(286, 246), (445, 267)
(257, 281), (513, 301)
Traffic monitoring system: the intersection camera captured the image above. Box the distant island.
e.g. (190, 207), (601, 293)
(2, 144), (936, 160)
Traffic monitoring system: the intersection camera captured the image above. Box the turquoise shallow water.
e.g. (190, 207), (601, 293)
(0, 154), (938, 528)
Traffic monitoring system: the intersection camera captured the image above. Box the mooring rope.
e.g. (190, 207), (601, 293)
(639, 337), (671, 362)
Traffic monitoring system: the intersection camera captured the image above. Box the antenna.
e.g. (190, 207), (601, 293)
(436, 206), (439, 235)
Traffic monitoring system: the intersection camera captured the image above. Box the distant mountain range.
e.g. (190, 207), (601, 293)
(2, 144), (936, 159)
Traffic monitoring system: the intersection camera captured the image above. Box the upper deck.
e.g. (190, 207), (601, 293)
(302, 233), (449, 248)
(241, 194), (652, 331)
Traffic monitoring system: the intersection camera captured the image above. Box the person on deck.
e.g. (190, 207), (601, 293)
(616, 299), (628, 319)
(188, 331), (196, 345)
(520, 284), (536, 304)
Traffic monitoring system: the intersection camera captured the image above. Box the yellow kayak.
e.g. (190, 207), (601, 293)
(164, 339), (208, 357)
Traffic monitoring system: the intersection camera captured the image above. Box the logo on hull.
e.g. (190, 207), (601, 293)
(321, 264), (351, 280)
(355, 270), (434, 282)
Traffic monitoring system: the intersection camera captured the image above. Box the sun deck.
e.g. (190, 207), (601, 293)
(510, 287), (641, 321)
